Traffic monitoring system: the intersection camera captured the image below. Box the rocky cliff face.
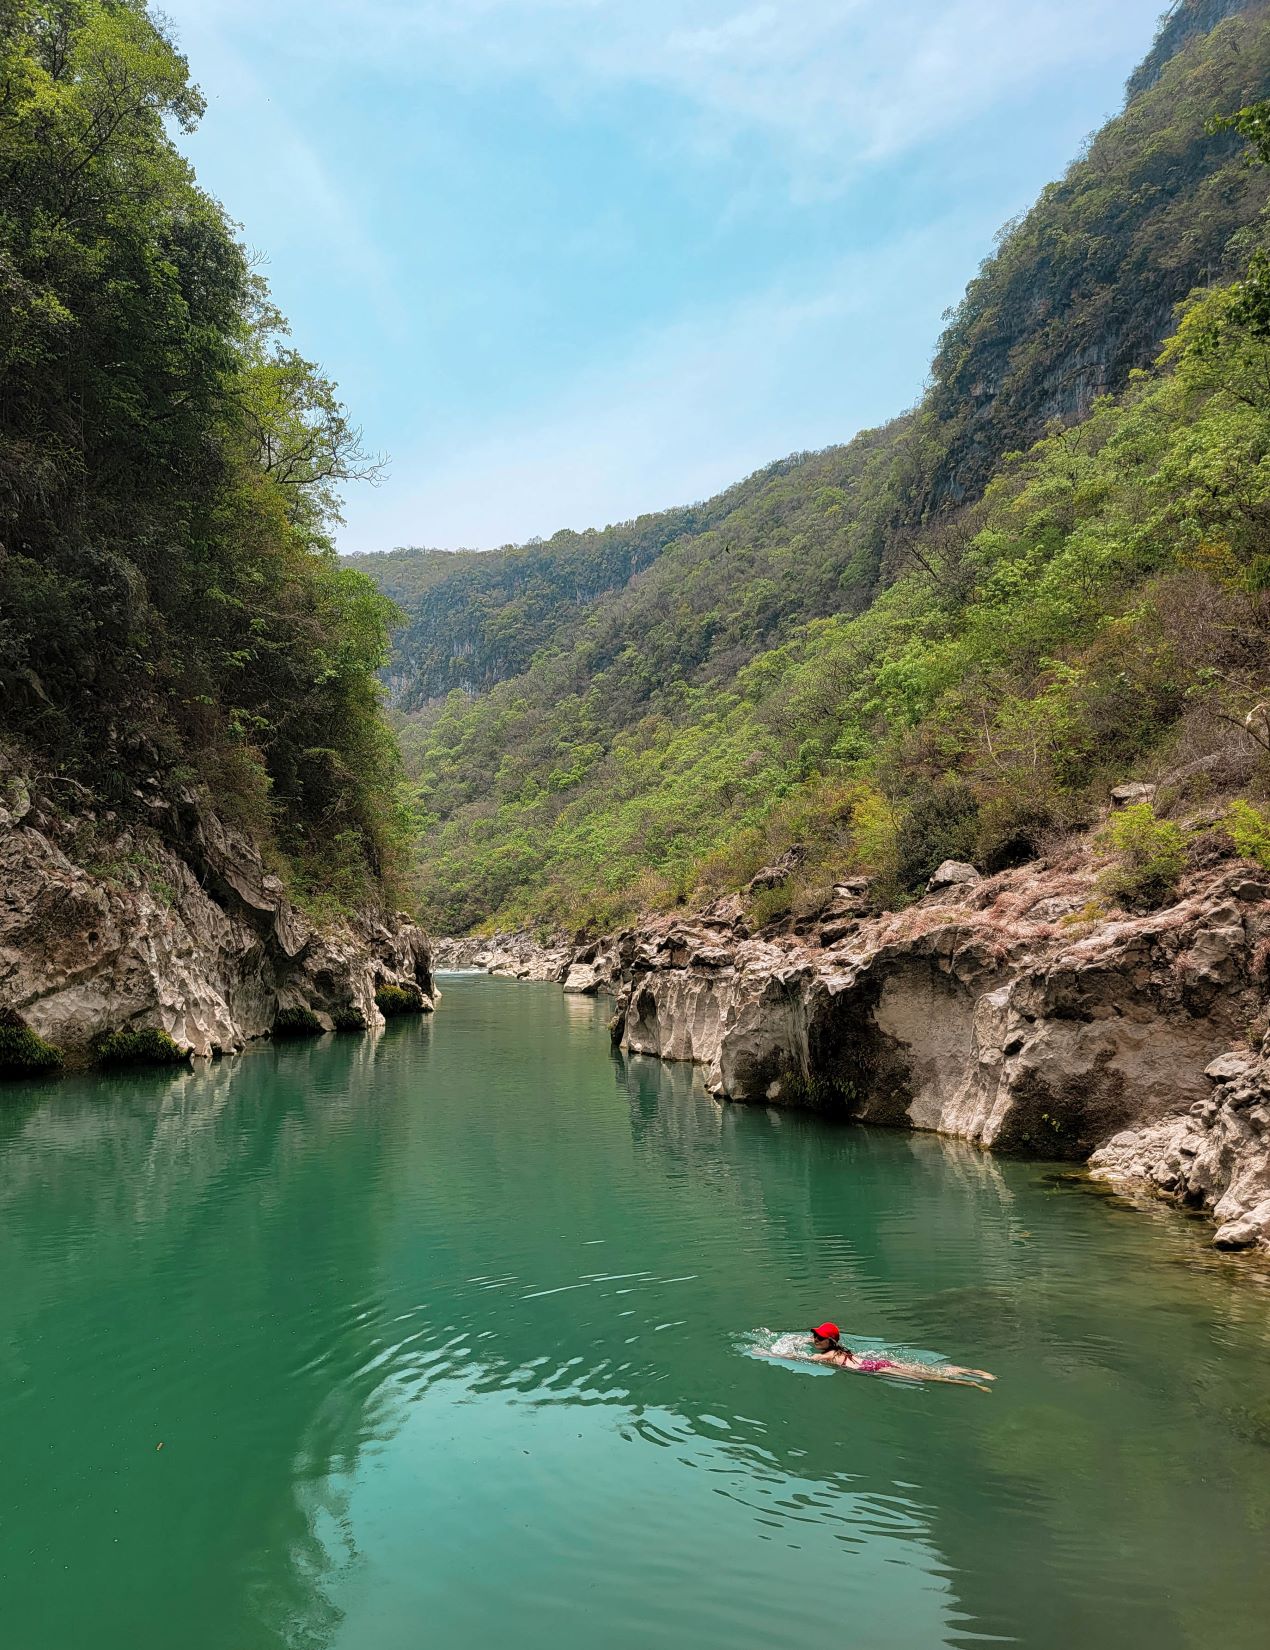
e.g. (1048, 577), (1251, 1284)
(430, 931), (571, 982)
(1090, 1048), (1270, 1251)
(582, 845), (1270, 1251)
(1127, 0), (1254, 100)
(0, 773), (433, 1059)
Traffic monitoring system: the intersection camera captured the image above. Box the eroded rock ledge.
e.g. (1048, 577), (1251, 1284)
(0, 774), (433, 1060)
(431, 931), (571, 982)
(570, 852), (1270, 1252)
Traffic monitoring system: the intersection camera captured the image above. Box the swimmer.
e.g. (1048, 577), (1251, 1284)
(761, 1322), (996, 1392)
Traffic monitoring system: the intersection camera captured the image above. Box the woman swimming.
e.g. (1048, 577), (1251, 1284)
(760, 1322), (995, 1391)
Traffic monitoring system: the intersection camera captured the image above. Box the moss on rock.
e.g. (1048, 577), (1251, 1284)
(375, 983), (425, 1017)
(0, 1010), (63, 1076)
(271, 1005), (326, 1039)
(331, 1005), (367, 1033)
(93, 1027), (188, 1067)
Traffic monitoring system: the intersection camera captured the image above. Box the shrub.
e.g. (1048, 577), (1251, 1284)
(895, 777), (980, 892)
(1059, 897), (1108, 929)
(0, 1009), (63, 1076)
(1096, 803), (1186, 911)
(93, 1028), (188, 1067)
(975, 787), (1062, 872)
(272, 1006), (325, 1039)
(375, 983), (425, 1017)
(331, 1005), (367, 1033)
(1224, 799), (1270, 869)
(850, 786), (901, 884)
(748, 880), (794, 929)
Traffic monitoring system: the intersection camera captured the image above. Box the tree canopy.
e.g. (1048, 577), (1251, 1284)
(0, 1), (404, 906)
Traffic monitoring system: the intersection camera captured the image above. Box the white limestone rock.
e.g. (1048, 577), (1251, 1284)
(926, 860), (981, 893)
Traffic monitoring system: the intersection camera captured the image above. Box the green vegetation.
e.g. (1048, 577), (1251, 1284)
(0, 2), (405, 909)
(1224, 798), (1270, 866)
(93, 1028), (188, 1066)
(375, 983), (426, 1017)
(272, 1007), (325, 1039)
(370, 2), (1270, 934)
(0, 1010), (62, 1076)
(331, 1005), (368, 1033)
(346, 470), (785, 708)
(1096, 805), (1188, 911)
(374, 3), (1270, 726)
(403, 274), (1270, 933)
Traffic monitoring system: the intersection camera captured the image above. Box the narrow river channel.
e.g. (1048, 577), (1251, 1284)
(1, 975), (1268, 1649)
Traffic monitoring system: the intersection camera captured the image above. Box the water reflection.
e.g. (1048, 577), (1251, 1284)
(1, 981), (1268, 1650)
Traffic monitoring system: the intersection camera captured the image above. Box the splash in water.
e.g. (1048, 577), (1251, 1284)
(745, 1330), (994, 1390)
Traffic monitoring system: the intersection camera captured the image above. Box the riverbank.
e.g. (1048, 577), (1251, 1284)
(443, 831), (1270, 1253)
(431, 932), (571, 981)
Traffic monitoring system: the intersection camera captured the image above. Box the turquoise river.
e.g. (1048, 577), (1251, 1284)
(1, 975), (1269, 1649)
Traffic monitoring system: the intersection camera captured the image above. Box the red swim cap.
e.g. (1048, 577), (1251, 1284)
(811, 1322), (840, 1340)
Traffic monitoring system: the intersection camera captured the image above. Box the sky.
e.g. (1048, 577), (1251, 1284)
(160, 0), (1171, 553)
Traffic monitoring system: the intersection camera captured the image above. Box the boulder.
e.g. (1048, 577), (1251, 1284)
(1111, 781), (1157, 808)
(745, 848), (804, 893)
(1088, 1048), (1270, 1253)
(926, 860), (981, 893)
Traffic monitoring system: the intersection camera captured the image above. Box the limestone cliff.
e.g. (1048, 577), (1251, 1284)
(580, 843), (1270, 1251)
(0, 771), (433, 1061)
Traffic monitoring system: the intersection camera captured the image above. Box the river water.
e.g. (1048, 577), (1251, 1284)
(1, 975), (1268, 1649)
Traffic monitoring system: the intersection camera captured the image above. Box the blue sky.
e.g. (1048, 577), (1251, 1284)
(161, 1), (1169, 552)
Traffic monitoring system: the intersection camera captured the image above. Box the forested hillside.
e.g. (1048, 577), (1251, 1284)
(381, 0), (1270, 934)
(366, 0), (1270, 723)
(345, 461), (807, 706)
(0, 0), (404, 908)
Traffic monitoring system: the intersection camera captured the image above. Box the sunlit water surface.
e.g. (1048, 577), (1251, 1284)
(2, 976), (1268, 1649)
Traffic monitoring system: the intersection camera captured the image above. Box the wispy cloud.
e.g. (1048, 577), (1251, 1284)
(164, 7), (408, 332)
(175, 0), (1163, 191)
(161, 0), (1167, 549)
(340, 214), (987, 551)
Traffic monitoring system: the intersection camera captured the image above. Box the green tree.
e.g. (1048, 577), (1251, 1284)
(0, 1), (406, 906)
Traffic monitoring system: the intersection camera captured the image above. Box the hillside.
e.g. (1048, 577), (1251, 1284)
(378, 0), (1270, 935)
(0, 0), (407, 911)
(345, 462), (797, 707)
(365, 0), (1270, 723)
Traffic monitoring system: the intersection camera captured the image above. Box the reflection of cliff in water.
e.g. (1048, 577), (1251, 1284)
(0, 1024), (434, 1650)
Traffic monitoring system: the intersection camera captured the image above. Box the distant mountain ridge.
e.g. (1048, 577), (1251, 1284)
(359, 0), (1270, 721)
(345, 458), (804, 707)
